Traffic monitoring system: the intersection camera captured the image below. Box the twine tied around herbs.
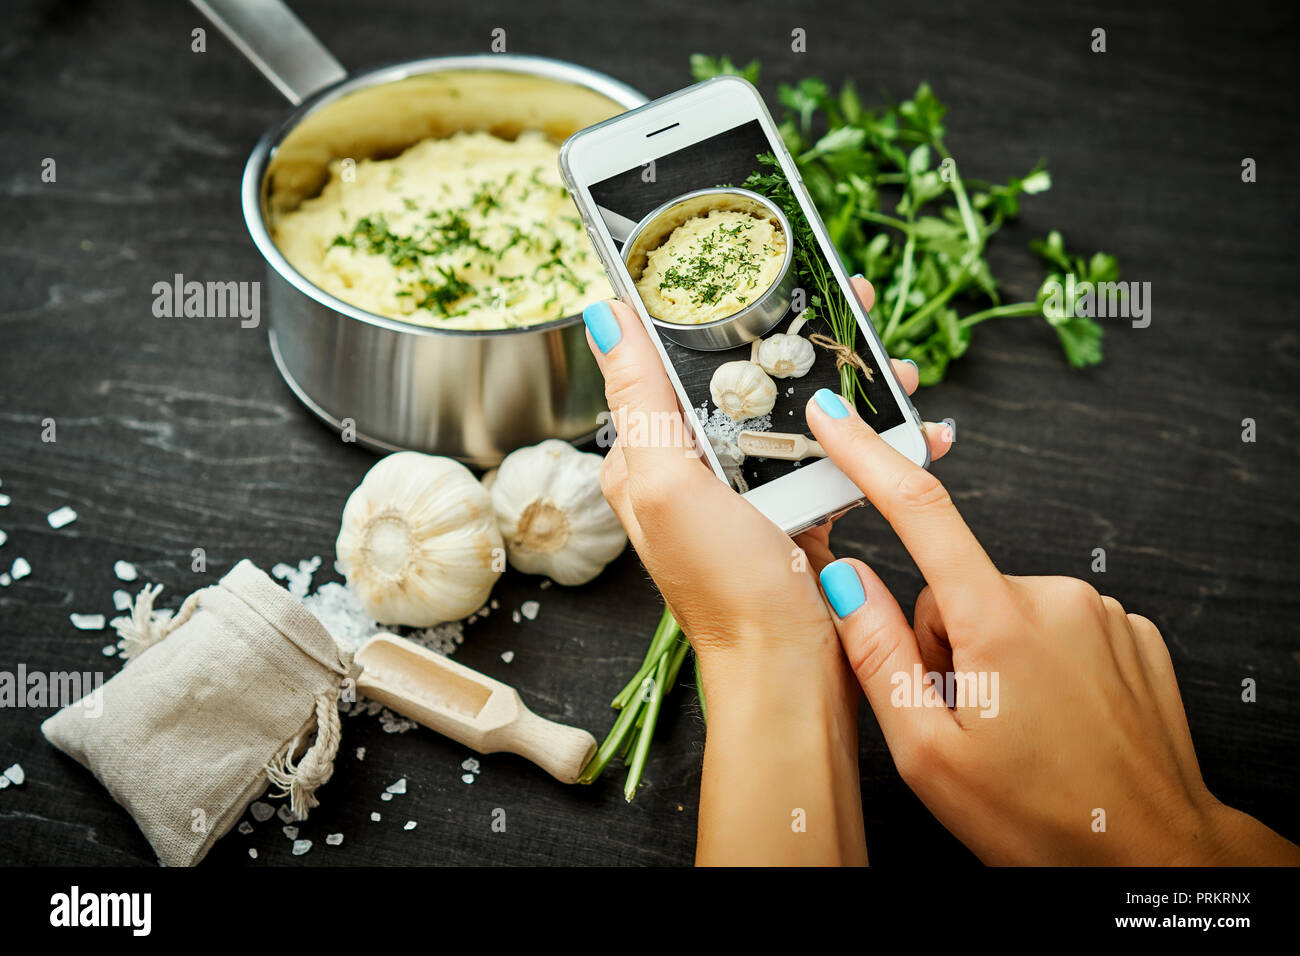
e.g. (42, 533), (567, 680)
(808, 333), (875, 383)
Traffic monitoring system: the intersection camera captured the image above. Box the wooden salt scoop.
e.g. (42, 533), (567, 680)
(737, 430), (827, 461)
(355, 633), (596, 784)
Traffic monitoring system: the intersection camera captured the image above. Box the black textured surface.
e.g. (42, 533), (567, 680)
(0, 0), (1296, 867)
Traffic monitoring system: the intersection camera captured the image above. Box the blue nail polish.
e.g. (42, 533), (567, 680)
(901, 358), (919, 373)
(813, 388), (849, 419)
(582, 301), (622, 354)
(820, 561), (866, 617)
(851, 273), (864, 279)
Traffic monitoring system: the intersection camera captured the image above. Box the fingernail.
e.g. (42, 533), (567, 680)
(851, 273), (864, 280)
(939, 419), (955, 444)
(901, 358), (919, 374)
(582, 301), (622, 354)
(820, 560), (866, 617)
(813, 388), (849, 419)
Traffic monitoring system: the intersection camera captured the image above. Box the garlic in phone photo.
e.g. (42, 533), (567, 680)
(336, 452), (503, 627)
(752, 313), (816, 379)
(755, 333), (815, 379)
(710, 360), (777, 421)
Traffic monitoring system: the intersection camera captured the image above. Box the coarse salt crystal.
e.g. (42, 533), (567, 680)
(325, 833), (343, 846)
(70, 613), (106, 631)
(4, 764), (25, 785)
(461, 758), (480, 774)
(380, 792), (393, 802)
(539, 580), (552, 590)
(114, 560), (138, 582)
(511, 610), (521, 624)
(101, 645), (117, 656)
(0, 574), (9, 587)
(11, 558), (31, 580)
(292, 839), (312, 856)
(46, 506), (77, 529)
(370, 812), (381, 822)
(301, 581), (374, 653)
(272, 556), (321, 599)
(406, 621), (464, 657)
(386, 777), (407, 795)
(237, 821), (253, 835)
(500, 650), (514, 663)
(277, 804), (295, 823)
(696, 404), (773, 446)
(379, 709), (417, 734)
(490, 599), (499, 610)
(0, 493), (10, 506)
(282, 826), (299, 840)
(0, 530), (7, 547)
(521, 600), (540, 620)
(403, 821), (417, 831)
(249, 848), (258, 859)
(250, 801), (275, 822)
(0, 776), (8, 789)
(355, 747), (365, 761)
(112, 589), (132, 611)
(461, 773), (475, 784)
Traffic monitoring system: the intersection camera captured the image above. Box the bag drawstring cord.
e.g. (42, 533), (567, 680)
(263, 691), (342, 821)
(112, 584), (202, 662)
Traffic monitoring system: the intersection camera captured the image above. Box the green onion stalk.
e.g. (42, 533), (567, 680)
(578, 605), (699, 801)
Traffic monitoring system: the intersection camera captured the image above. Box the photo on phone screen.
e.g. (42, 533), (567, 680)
(586, 119), (904, 493)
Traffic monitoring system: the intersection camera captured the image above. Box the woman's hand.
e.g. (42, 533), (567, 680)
(805, 388), (1300, 865)
(581, 279), (949, 865)
(584, 279), (949, 664)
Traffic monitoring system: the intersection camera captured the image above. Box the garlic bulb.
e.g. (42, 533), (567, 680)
(336, 452), (503, 627)
(489, 439), (627, 586)
(757, 333), (815, 378)
(710, 361), (777, 421)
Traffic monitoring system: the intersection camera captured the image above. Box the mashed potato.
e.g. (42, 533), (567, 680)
(635, 209), (785, 325)
(272, 131), (611, 329)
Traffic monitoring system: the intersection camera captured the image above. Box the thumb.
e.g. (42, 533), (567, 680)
(581, 298), (699, 476)
(818, 558), (956, 755)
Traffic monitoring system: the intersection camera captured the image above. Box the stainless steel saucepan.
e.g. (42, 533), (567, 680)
(193, 0), (646, 465)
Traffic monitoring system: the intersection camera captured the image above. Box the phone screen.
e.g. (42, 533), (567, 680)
(585, 119), (904, 493)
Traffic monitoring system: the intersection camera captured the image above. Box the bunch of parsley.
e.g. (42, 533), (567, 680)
(691, 54), (1112, 384)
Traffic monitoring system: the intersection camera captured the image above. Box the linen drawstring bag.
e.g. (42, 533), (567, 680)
(42, 559), (355, 866)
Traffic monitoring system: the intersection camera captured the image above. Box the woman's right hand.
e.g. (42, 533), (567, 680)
(804, 387), (1300, 865)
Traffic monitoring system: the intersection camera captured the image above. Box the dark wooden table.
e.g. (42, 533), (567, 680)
(1, 0), (1296, 867)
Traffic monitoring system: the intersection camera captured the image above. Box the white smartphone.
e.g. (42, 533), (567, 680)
(559, 76), (929, 535)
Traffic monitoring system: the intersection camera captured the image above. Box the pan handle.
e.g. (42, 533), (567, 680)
(190, 0), (348, 105)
